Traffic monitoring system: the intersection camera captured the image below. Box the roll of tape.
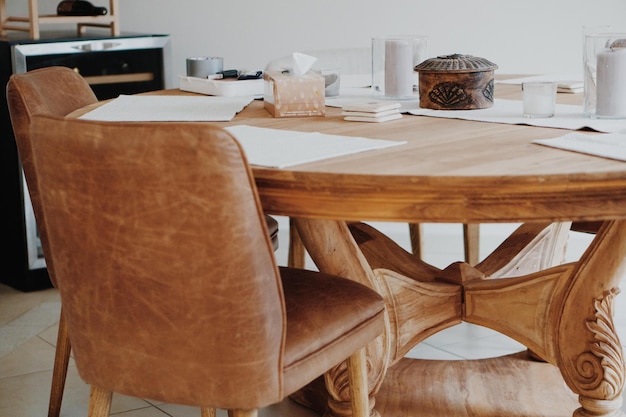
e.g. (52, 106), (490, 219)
(186, 56), (224, 78)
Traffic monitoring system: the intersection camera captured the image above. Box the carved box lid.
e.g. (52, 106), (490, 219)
(415, 54), (498, 73)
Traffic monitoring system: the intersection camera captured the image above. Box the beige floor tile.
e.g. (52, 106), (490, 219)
(420, 322), (505, 349)
(0, 333), (56, 378)
(107, 406), (171, 416)
(0, 300), (61, 358)
(0, 370), (53, 416)
(38, 320), (62, 348)
(157, 397), (320, 417)
(0, 285), (58, 326)
(436, 333), (527, 361)
(0, 362), (154, 417)
(405, 343), (466, 360)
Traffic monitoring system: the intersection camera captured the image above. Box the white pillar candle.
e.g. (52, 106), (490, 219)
(596, 47), (626, 117)
(385, 39), (414, 98)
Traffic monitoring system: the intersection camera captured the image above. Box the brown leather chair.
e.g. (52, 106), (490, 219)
(28, 114), (385, 417)
(5, 66), (278, 417)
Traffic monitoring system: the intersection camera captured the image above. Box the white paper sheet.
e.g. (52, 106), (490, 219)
(79, 95), (254, 122)
(224, 125), (406, 168)
(408, 99), (626, 133)
(534, 132), (626, 162)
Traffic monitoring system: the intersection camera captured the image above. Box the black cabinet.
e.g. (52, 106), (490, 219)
(1, 31), (170, 291)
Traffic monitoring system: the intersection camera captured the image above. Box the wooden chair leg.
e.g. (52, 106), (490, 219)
(463, 223), (480, 266)
(347, 347), (370, 417)
(229, 409), (258, 417)
(201, 407), (217, 417)
(87, 385), (112, 417)
(288, 217), (306, 268)
(408, 223), (423, 260)
(412, 222), (480, 266)
(48, 306), (71, 417)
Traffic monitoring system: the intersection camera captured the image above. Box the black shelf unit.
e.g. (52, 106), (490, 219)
(1, 31), (170, 291)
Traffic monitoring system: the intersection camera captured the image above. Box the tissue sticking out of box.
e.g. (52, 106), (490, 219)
(265, 52), (318, 76)
(292, 52), (317, 76)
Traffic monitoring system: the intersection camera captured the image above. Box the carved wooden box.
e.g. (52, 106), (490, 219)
(415, 54), (498, 110)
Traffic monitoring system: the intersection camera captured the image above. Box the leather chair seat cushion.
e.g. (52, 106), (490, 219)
(278, 266), (385, 395)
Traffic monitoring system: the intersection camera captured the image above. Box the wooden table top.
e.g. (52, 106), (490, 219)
(72, 80), (626, 224)
(216, 83), (626, 224)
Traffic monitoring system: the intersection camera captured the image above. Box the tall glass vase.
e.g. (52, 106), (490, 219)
(371, 35), (428, 100)
(583, 26), (626, 119)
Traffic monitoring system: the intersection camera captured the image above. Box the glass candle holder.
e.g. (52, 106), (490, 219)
(320, 67), (341, 97)
(522, 82), (557, 118)
(583, 27), (626, 119)
(372, 35), (428, 100)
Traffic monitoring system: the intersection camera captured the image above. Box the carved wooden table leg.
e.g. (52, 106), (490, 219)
(556, 220), (626, 417)
(464, 220), (626, 417)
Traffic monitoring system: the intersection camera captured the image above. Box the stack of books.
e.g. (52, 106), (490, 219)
(342, 101), (402, 123)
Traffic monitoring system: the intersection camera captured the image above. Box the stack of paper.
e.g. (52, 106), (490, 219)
(342, 101), (402, 123)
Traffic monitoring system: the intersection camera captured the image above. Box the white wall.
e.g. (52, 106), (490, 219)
(7, 1), (626, 87)
(118, 0), (625, 88)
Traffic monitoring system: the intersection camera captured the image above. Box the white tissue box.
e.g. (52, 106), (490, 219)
(263, 71), (325, 117)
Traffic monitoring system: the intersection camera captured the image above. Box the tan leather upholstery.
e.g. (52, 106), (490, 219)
(7, 66), (99, 289)
(29, 115), (385, 414)
(6, 66), (99, 417)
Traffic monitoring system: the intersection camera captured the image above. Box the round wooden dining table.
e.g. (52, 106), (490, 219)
(71, 80), (626, 417)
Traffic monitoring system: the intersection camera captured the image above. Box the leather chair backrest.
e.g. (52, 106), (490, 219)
(29, 115), (286, 408)
(6, 66), (98, 288)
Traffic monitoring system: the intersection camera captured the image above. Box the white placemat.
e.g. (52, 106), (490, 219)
(408, 99), (626, 133)
(79, 95), (254, 122)
(225, 125), (406, 168)
(534, 132), (626, 162)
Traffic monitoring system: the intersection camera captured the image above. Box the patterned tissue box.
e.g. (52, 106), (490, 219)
(263, 71), (325, 117)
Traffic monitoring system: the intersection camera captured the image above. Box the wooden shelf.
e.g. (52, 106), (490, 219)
(0, 0), (119, 39)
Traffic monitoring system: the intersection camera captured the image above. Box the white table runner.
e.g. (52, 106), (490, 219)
(408, 99), (626, 134)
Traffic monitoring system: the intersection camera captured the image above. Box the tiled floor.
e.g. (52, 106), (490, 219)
(1, 219), (624, 416)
